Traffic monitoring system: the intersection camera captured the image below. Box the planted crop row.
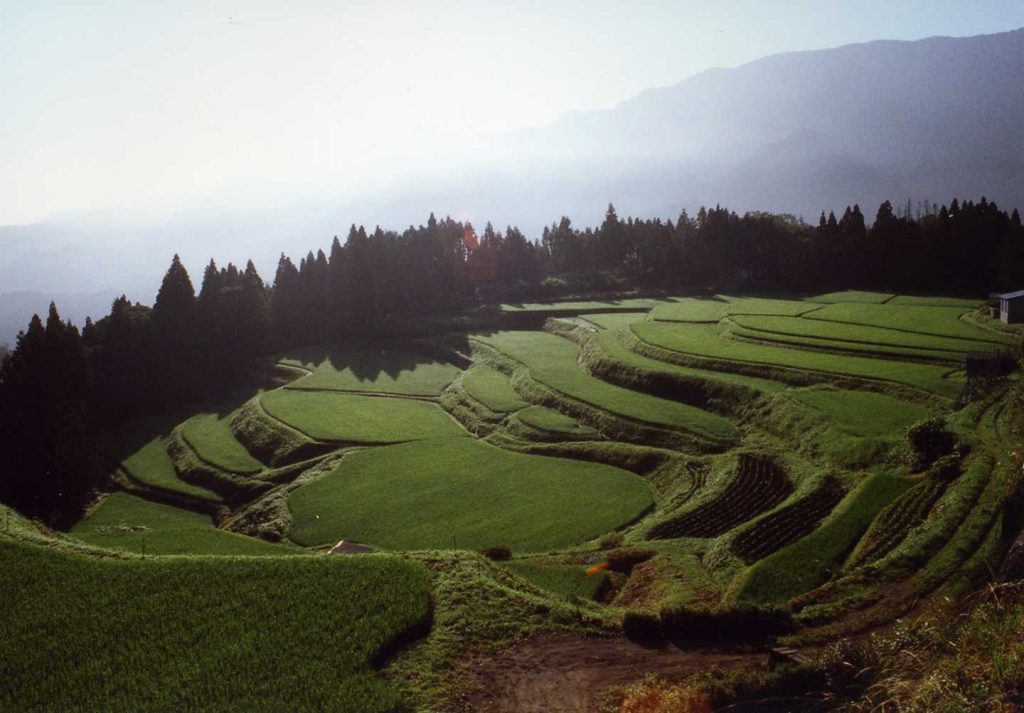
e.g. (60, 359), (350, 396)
(732, 476), (845, 564)
(845, 476), (948, 569)
(648, 455), (793, 539)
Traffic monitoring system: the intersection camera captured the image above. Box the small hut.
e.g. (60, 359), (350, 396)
(997, 290), (1024, 324)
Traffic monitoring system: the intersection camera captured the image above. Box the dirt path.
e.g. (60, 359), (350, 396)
(462, 633), (761, 713)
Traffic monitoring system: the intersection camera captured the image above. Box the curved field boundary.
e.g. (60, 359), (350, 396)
(549, 317), (778, 417)
(802, 303), (1017, 346)
(507, 365), (728, 453)
(648, 455), (793, 539)
(844, 476), (948, 569)
(111, 466), (222, 514)
(231, 398), (333, 466)
(727, 317), (981, 361)
(623, 323), (956, 404)
(731, 476), (846, 564)
(726, 323), (965, 365)
(470, 332), (739, 448)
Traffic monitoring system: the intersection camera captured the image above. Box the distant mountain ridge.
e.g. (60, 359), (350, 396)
(1, 28), (1022, 342)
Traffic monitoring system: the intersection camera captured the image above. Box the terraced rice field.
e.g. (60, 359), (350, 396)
(516, 405), (597, 436)
(648, 455), (793, 539)
(729, 314), (1000, 359)
(629, 320), (961, 396)
(179, 410), (265, 474)
(47, 288), (1020, 713)
(804, 303), (1013, 345)
(281, 347), (460, 395)
(503, 560), (611, 601)
(731, 477), (845, 564)
(288, 437), (654, 551)
(499, 297), (678, 313)
(788, 388), (931, 437)
(72, 492), (298, 556)
(1, 521), (430, 712)
(474, 330), (739, 442)
(260, 390), (466, 442)
(732, 473), (914, 603)
(121, 437), (222, 502)
(460, 364), (528, 412)
(648, 296), (822, 322)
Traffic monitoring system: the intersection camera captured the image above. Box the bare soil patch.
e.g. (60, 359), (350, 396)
(462, 633), (761, 713)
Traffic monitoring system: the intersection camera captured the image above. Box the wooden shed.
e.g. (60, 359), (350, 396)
(998, 290), (1024, 324)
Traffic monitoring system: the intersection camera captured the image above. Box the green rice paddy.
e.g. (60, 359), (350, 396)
(260, 390), (466, 442)
(288, 437), (654, 552)
(281, 347), (460, 395)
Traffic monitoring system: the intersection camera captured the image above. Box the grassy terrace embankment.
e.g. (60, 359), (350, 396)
(260, 390), (466, 442)
(474, 330), (739, 443)
(2, 512), (431, 713)
(629, 320), (961, 397)
(288, 436), (653, 551)
(281, 346), (460, 395)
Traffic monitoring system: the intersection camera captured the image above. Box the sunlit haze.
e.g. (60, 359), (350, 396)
(3, 0), (1023, 225)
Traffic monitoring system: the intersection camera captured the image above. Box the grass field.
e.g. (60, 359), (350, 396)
(121, 437), (222, 502)
(732, 473), (914, 604)
(474, 330), (739, 441)
(888, 295), (983, 308)
(72, 492), (297, 556)
(288, 437), (653, 552)
(461, 364), (528, 412)
(261, 390), (466, 442)
(585, 314), (787, 393)
(808, 291), (895, 303)
(281, 346), (460, 395)
(179, 410), (265, 474)
(648, 296), (822, 322)
(805, 303), (1014, 345)
(499, 297), (675, 313)
(788, 387), (931, 437)
(503, 560), (610, 600)
(1, 534), (429, 712)
(517, 405), (598, 435)
(629, 320), (961, 397)
(729, 314), (1000, 357)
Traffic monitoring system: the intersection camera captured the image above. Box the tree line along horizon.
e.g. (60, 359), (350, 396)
(1, 195), (1022, 525)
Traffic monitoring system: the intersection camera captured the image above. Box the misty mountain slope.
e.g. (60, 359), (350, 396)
(1, 29), (1022, 342)
(464, 28), (1024, 223)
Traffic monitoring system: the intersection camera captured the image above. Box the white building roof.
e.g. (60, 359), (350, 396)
(998, 290), (1024, 300)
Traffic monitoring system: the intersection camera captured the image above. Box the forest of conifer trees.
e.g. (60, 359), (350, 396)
(1, 196), (1022, 523)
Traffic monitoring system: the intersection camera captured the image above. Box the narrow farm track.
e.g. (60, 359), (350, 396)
(462, 634), (760, 713)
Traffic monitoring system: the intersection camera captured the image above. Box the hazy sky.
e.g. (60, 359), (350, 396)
(2, 0), (1023, 225)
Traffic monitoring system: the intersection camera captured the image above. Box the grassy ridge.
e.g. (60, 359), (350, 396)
(282, 347), (460, 395)
(503, 560), (610, 600)
(517, 405), (597, 435)
(788, 387), (931, 438)
(261, 390), (466, 442)
(288, 437), (653, 552)
(121, 437), (222, 502)
(648, 296), (821, 322)
(72, 492), (298, 556)
(180, 411), (265, 474)
(730, 314), (999, 356)
(584, 313), (786, 393)
(461, 365), (528, 412)
(499, 297), (674, 313)
(630, 321), (960, 397)
(805, 303), (1014, 345)
(732, 473), (913, 604)
(474, 330), (738, 442)
(0, 537), (430, 712)
(808, 290), (895, 303)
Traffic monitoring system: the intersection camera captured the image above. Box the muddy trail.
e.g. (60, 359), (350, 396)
(461, 633), (762, 713)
